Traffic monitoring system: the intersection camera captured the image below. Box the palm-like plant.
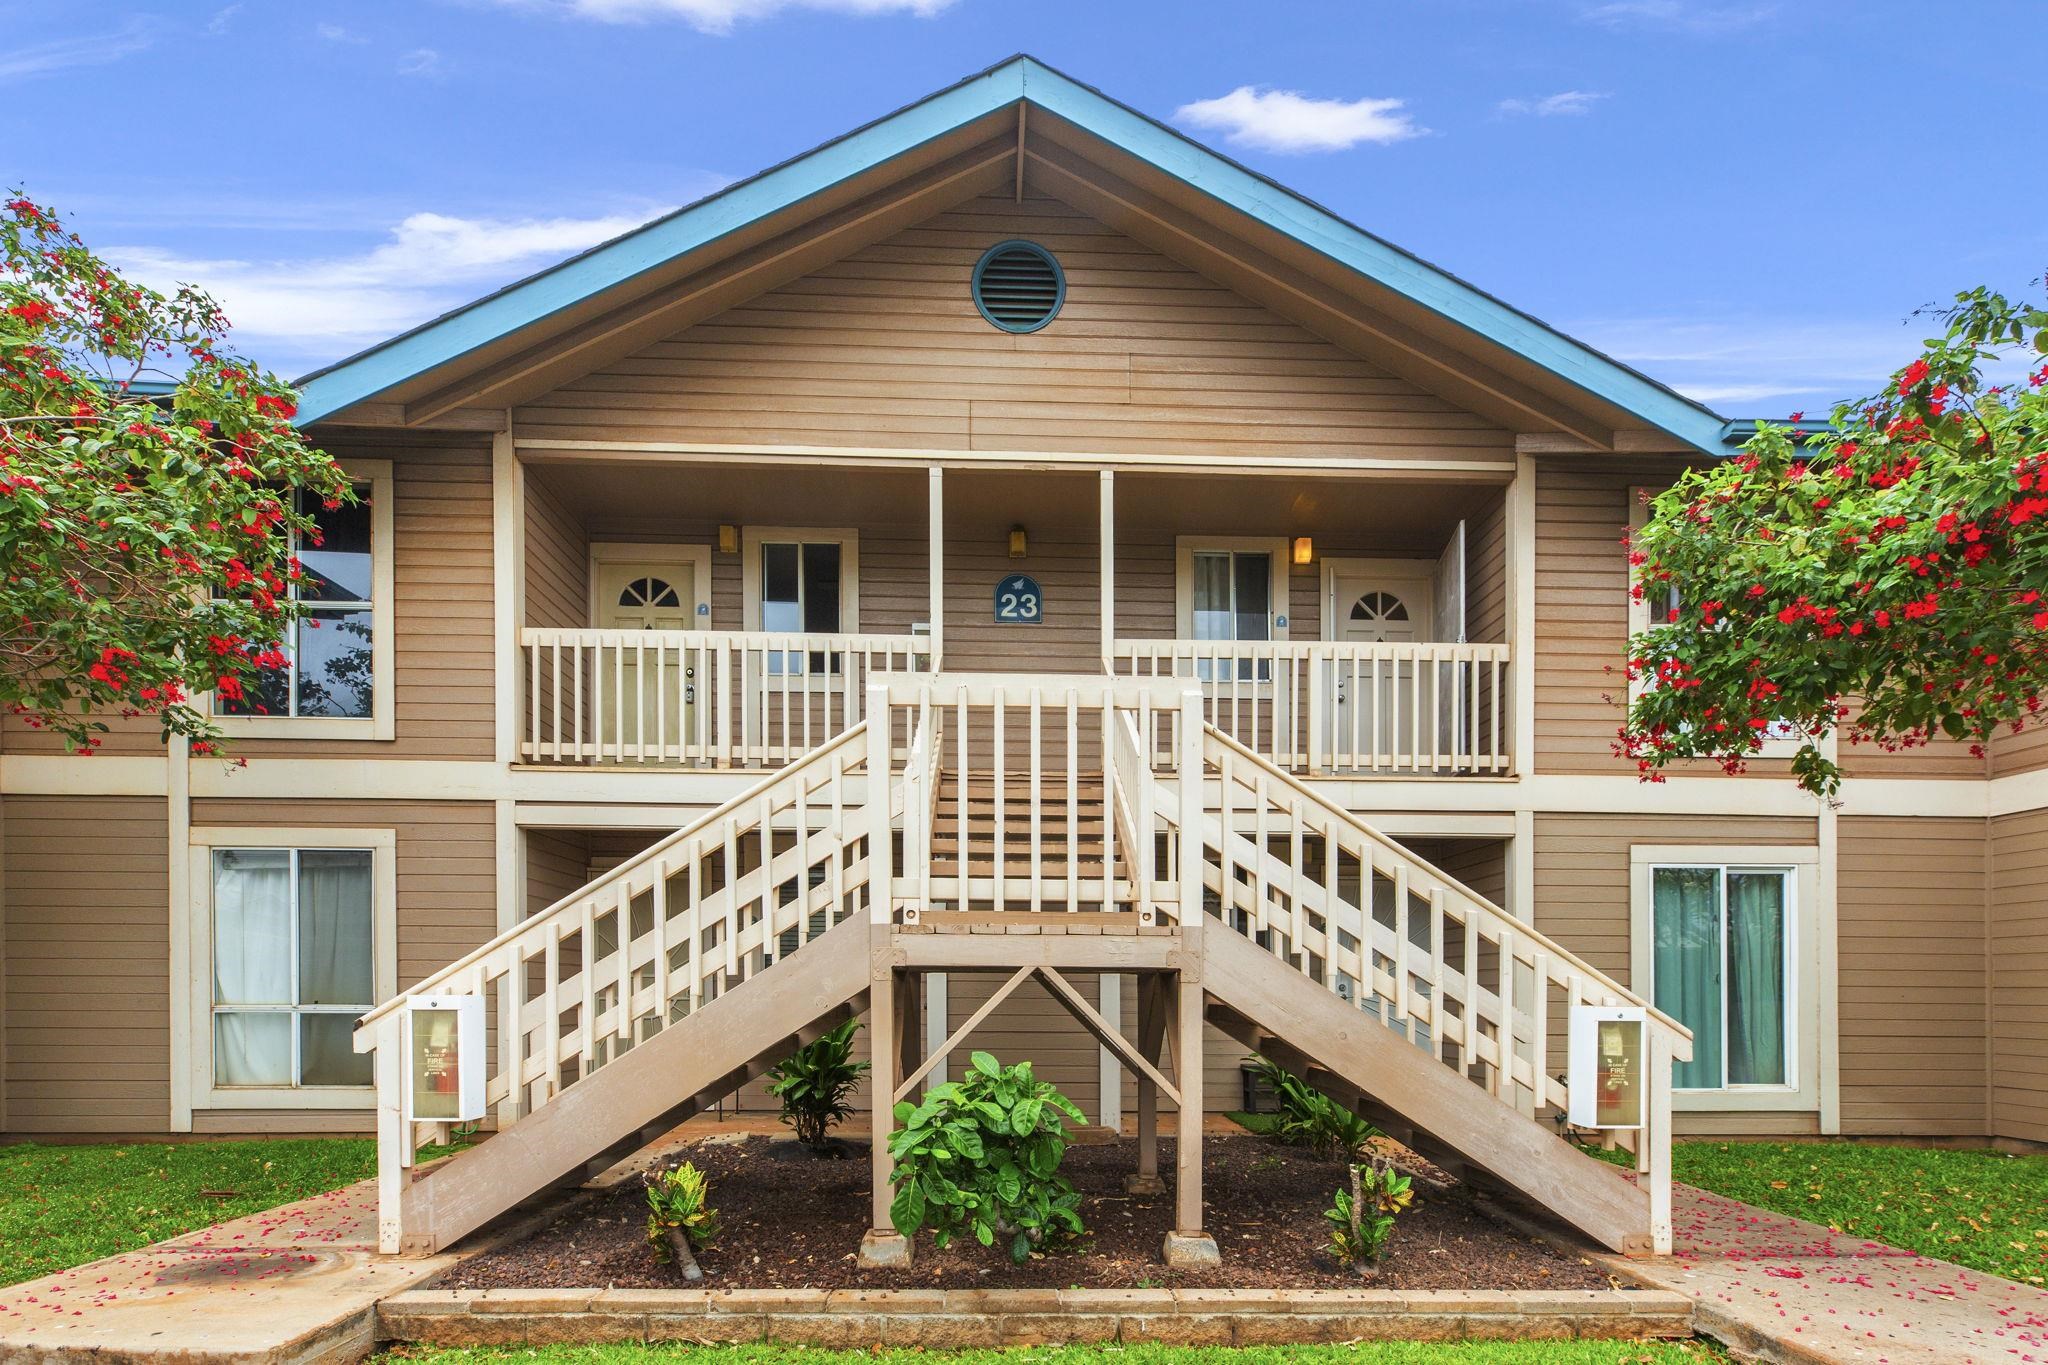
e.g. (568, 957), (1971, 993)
(766, 1018), (870, 1152)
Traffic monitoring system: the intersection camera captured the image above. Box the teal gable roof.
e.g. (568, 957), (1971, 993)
(296, 55), (1731, 452)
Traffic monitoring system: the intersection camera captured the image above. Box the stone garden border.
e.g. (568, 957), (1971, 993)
(379, 1285), (1696, 1348)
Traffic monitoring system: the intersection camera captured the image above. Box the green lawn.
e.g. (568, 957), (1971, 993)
(0, 1137), (375, 1287)
(1593, 1140), (2048, 1285)
(374, 1346), (1720, 1365)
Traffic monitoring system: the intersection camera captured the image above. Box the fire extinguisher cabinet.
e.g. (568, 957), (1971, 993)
(404, 995), (486, 1123)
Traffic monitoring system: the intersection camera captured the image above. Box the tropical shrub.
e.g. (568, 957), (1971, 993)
(0, 193), (351, 756)
(1231, 1056), (1381, 1160)
(887, 1051), (1086, 1264)
(1324, 1155), (1414, 1272)
(644, 1161), (719, 1262)
(766, 1018), (869, 1153)
(1622, 286), (2048, 797)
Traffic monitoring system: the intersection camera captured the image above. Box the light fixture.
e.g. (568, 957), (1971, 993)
(1291, 536), (1314, 566)
(717, 524), (739, 555)
(1009, 525), (1028, 559)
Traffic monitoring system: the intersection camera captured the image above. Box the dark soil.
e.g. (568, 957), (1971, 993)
(444, 1134), (1621, 1291)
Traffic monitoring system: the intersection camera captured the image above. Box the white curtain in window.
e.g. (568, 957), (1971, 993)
(215, 1013), (291, 1087)
(213, 849), (291, 1005)
(298, 850), (373, 1006)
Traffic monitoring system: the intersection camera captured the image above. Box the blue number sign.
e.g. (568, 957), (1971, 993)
(994, 574), (1043, 623)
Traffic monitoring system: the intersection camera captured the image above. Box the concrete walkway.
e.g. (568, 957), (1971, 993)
(1612, 1182), (2048, 1364)
(0, 1178), (452, 1364)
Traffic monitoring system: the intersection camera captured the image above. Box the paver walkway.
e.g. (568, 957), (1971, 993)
(0, 1177), (451, 1363)
(1612, 1182), (2048, 1364)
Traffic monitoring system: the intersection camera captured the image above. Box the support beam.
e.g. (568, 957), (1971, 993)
(1163, 964), (1218, 1267)
(1096, 972), (1123, 1130)
(860, 932), (910, 1267)
(928, 466), (945, 668)
(1098, 469), (1115, 668)
(923, 971), (949, 1090)
(894, 964), (1034, 1101)
(1128, 973), (1165, 1194)
(1038, 968), (1180, 1105)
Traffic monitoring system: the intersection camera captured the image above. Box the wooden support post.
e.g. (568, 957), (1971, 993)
(860, 930), (912, 1267)
(1099, 470), (1115, 668)
(897, 970), (923, 1093)
(1127, 973), (1166, 1194)
(1163, 957), (1218, 1267)
(928, 466), (944, 669)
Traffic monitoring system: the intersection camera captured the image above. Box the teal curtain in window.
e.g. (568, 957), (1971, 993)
(1726, 872), (1786, 1085)
(1652, 867), (1723, 1089)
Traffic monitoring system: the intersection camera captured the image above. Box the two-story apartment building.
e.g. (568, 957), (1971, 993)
(2, 57), (2041, 1259)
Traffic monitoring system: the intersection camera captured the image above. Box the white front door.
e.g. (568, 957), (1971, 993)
(594, 559), (698, 754)
(1325, 561), (1432, 766)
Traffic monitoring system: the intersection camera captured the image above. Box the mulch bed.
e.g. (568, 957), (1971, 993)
(443, 1133), (1620, 1291)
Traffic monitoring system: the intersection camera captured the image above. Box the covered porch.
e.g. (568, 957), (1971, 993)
(514, 455), (1512, 777)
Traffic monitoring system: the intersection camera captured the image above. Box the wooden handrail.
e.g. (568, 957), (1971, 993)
(1196, 722), (1690, 1046)
(356, 720), (871, 1030)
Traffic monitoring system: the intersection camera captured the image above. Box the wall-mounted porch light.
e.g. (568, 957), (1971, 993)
(1291, 536), (1314, 566)
(717, 524), (739, 555)
(1009, 525), (1028, 559)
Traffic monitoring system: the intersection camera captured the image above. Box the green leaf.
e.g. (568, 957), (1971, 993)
(971, 1051), (1000, 1079)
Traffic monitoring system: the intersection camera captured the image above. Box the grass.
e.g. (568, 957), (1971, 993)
(374, 1345), (1723, 1365)
(0, 1137), (375, 1288)
(1589, 1139), (2048, 1285)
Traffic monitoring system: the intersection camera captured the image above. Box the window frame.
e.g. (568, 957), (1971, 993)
(211, 458), (395, 741)
(741, 526), (861, 635)
(1174, 537), (1289, 643)
(183, 826), (397, 1111)
(1629, 843), (1820, 1114)
(1628, 485), (1800, 759)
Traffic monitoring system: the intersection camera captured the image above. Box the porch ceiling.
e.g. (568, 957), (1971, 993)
(530, 458), (1492, 544)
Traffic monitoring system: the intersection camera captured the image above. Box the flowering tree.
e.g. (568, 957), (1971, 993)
(0, 193), (350, 756)
(1620, 287), (2048, 798)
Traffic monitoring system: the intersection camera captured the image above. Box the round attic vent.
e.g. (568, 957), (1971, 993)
(971, 240), (1065, 333)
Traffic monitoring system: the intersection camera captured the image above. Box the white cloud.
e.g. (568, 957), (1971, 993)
(1498, 90), (1607, 117)
(1580, 1), (1773, 32)
(316, 22), (368, 43)
(1173, 86), (1423, 154)
(489, 0), (958, 35)
(396, 47), (442, 77)
(0, 18), (156, 82)
(105, 209), (670, 370)
(1567, 315), (1932, 411)
(209, 5), (243, 35)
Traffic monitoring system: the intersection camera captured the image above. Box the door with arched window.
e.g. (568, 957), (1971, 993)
(1324, 560), (1434, 766)
(593, 547), (707, 757)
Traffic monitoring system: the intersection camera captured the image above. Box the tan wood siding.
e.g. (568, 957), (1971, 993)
(3, 797), (169, 1133)
(1990, 725), (2048, 778)
(515, 192), (1511, 464)
(192, 798), (496, 990)
(1989, 808), (2048, 1142)
(1836, 817), (1987, 1136)
(526, 475), (589, 632)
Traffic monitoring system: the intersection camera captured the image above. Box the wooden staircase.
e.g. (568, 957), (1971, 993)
(360, 675), (1688, 1261)
(928, 773), (1129, 910)
(354, 721), (881, 1256)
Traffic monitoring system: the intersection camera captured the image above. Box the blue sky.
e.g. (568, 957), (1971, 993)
(6, 0), (2042, 416)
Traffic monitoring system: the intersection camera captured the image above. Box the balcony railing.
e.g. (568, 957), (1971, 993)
(521, 629), (929, 767)
(519, 631), (1509, 776)
(1110, 639), (1511, 776)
